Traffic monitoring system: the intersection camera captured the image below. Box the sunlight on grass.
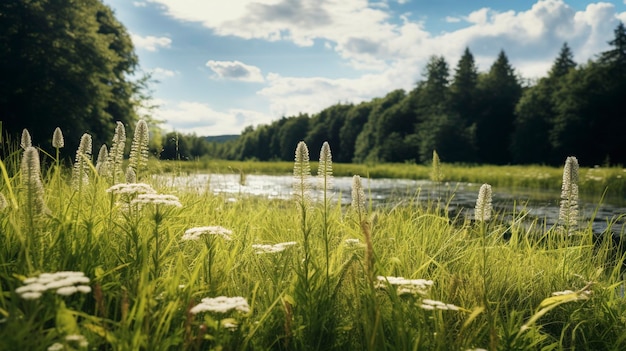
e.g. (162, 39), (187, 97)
(0, 125), (625, 350)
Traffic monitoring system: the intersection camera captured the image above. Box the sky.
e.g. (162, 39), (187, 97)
(101, 0), (626, 136)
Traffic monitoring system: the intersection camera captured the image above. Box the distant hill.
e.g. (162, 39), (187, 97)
(203, 135), (239, 143)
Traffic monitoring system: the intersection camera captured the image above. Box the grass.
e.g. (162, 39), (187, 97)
(1, 142), (625, 350)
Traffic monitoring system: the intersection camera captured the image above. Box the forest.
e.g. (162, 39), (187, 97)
(1, 1), (625, 166)
(197, 23), (626, 167)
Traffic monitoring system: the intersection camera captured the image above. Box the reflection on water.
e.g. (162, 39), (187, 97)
(159, 173), (626, 235)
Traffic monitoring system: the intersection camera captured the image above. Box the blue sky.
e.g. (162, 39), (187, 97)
(102, 0), (626, 136)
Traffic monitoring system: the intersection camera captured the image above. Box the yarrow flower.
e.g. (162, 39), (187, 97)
(131, 194), (182, 207)
(376, 276), (434, 296)
(106, 183), (156, 195)
(344, 238), (362, 246)
(190, 296), (250, 315)
(182, 226), (233, 241)
(419, 298), (460, 311)
(252, 241), (297, 254)
(16, 271), (91, 300)
(474, 183), (493, 222)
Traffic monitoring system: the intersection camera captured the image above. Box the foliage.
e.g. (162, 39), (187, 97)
(2, 130), (626, 350)
(186, 23), (626, 167)
(0, 0), (150, 157)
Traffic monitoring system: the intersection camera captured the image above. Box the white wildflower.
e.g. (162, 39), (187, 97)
(16, 271), (91, 299)
(474, 183), (492, 222)
(106, 183), (156, 195)
(47, 343), (64, 351)
(252, 241), (297, 254)
(190, 296), (250, 315)
(182, 226), (233, 241)
(559, 156), (579, 234)
(131, 194), (182, 207)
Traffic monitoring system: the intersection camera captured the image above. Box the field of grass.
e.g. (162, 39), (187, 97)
(1, 139), (626, 350)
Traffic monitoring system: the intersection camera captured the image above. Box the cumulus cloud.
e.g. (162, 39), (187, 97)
(152, 100), (274, 135)
(133, 1), (147, 7)
(206, 60), (264, 82)
(151, 67), (177, 79)
(131, 34), (172, 52)
(445, 16), (462, 23)
(146, 0), (626, 130)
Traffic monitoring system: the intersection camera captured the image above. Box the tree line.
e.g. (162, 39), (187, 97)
(202, 22), (626, 166)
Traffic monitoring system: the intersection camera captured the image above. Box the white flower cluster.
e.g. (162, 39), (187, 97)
(106, 183), (156, 195)
(131, 194), (182, 207)
(182, 226), (233, 241)
(252, 241), (297, 254)
(190, 296), (250, 315)
(419, 298), (460, 311)
(48, 334), (89, 350)
(16, 271), (91, 300)
(344, 238), (362, 246)
(376, 276), (434, 296)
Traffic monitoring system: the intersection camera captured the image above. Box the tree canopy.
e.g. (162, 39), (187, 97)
(0, 0), (144, 155)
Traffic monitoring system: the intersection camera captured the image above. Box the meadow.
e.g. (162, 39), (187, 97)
(1, 125), (625, 351)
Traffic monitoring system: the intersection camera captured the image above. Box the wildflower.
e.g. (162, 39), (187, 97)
(65, 334), (89, 348)
(474, 183), (492, 222)
(52, 127), (64, 149)
(376, 276), (434, 296)
(95, 145), (109, 176)
(20, 146), (47, 215)
(252, 241), (297, 254)
(317, 141), (333, 197)
(71, 133), (93, 189)
(47, 343), (64, 351)
(106, 183), (156, 195)
(190, 296), (250, 314)
(344, 238), (361, 245)
(559, 156), (579, 234)
(131, 193), (182, 207)
(420, 298), (460, 311)
(129, 120), (149, 177)
(293, 141), (311, 208)
(21, 129), (32, 149)
(182, 226), (233, 241)
(126, 167), (136, 183)
(108, 121), (126, 183)
(351, 175), (366, 218)
(16, 271), (91, 299)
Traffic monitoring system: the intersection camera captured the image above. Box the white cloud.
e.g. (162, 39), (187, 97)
(151, 100), (274, 135)
(206, 60), (264, 82)
(151, 67), (177, 79)
(618, 11), (626, 23)
(145, 0), (626, 130)
(133, 1), (147, 7)
(131, 34), (172, 52)
(445, 16), (461, 23)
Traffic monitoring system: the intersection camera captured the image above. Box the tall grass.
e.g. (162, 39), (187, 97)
(0, 128), (625, 350)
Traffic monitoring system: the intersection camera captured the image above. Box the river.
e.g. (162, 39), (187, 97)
(160, 173), (626, 235)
